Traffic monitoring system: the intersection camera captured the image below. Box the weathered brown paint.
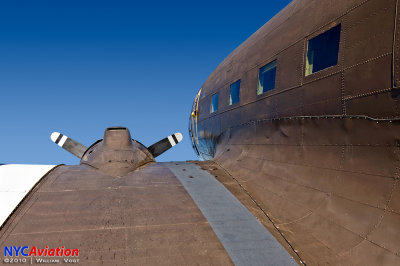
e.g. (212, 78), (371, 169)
(81, 127), (155, 177)
(0, 163), (233, 265)
(190, 0), (400, 264)
(1, 0), (399, 264)
(393, 0), (400, 88)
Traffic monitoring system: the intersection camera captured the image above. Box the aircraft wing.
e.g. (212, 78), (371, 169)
(0, 161), (297, 265)
(0, 127), (297, 265)
(0, 164), (57, 228)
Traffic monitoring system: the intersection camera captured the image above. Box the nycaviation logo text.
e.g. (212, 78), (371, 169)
(3, 246), (80, 264)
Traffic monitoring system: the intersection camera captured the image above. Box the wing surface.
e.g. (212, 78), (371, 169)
(0, 164), (57, 228)
(0, 162), (296, 265)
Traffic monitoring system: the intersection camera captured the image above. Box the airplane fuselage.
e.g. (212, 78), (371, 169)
(189, 0), (400, 264)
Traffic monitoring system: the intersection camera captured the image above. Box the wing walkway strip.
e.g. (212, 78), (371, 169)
(165, 162), (296, 266)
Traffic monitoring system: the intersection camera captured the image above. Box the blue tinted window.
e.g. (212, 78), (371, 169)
(306, 24), (341, 75)
(229, 80), (240, 105)
(257, 60), (277, 95)
(210, 93), (219, 113)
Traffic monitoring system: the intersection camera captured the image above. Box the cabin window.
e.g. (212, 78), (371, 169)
(210, 93), (219, 113)
(229, 80), (240, 105)
(305, 24), (341, 76)
(257, 60), (277, 95)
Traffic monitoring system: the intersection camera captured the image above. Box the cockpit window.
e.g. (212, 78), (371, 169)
(257, 60), (277, 95)
(305, 24), (341, 76)
(210, 93), (219, 113)
(229, 80), (240, 105)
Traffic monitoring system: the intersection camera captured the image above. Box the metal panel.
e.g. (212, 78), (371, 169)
(345, 0), (396, 68)
(344, 54), (392, 97)
(0, 164), (233, 265)
(394, 0), (400, 88)
(209, 117), (400, 265)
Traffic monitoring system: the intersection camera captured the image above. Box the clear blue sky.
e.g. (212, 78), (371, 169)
(0, 0), (291, 165)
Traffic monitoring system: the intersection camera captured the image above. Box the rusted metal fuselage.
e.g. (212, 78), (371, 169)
(190, 0), (400, 264)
